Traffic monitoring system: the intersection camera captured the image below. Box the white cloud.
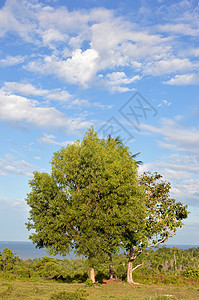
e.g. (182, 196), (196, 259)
(108, 86), (136, 93)
(141, 118), (199, 155)
(1, 82), (111, 109)
(171, 179), (199, 206)
(28, 49), (99, 87)
(39, 133), (74, 146)
(139, 153), (199, 207)
(189, 48), (199, 57)
(0, 55), (26, 66)
(0, 90), (91, 130)
(0, 196), (27, 208)
(2, 81), (72, 102)
(164, 73), (199, 85)
(0, 0), (41, 42)
(42, 28), (68, 46)
(158, 23), (199, 37)
(34, 156), (41, 160)
(107, 72), (141, 85)
(0, 0), (198, 89)
(139, 118), (199, 207)
(0, 155), (35, 177)
(157, 99), (172, 107)
(3, 81), (48, 96)
(144, 58), (194, 76)
(105, 72), (140, 93)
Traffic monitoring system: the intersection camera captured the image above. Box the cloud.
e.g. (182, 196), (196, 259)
(103, 72), (140, 93)
(171, 179), (199, 207)
(144, 58), (195, 76)
(139, 118), (199, 207)
(2, 81), (71, 102)
(3, 81), (48, 97)
(34, 156), (41, 160)
(0, 0), (41, 42)
(107, 72), (141, 85)
(0, 55), (26, 66)
(28, 49), (99, 87)
(0, 196), (27, 208)
(39, 133), (74, 146)
(42, 28), (68, 47)
(139, 153), (199, 207)
(1, 82), (111, 109)
(157, 99), (172, 107)
(0, 154), (35, 177)
(0, 0), (199, 88)
(0, 90), (91, 130)
(158, 23), (199, 37)
(188, 48), (199, 57)
(164, 73), (199, 85)
(141, 118), (199, 155)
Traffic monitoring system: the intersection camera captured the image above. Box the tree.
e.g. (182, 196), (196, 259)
(124, 172), (189, 284)
(25, 127), (145, 282)
(106, 135), (143, 280)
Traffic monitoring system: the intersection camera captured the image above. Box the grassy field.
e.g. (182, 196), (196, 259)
(0, 280), (198, 299)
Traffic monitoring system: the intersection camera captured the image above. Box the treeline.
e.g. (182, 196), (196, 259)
(0, 247), (198, 284)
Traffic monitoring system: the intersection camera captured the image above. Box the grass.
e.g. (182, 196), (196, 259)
(0, 280), (198, 299)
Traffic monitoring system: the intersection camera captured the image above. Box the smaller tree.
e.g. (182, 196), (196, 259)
(124, 172), (189, 284)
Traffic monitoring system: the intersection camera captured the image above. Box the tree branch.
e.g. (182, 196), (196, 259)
(132, 262), (144, 272)
(148, 236), (167, 248)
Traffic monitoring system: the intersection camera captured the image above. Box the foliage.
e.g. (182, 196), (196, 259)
(138, 172), (189, 248)
(85, 278), (94, 287)
(183, 267), (199, 279)
(125, 172), (189, 283)
(25, 127), (145, 279)
(0, 247), (199, 289)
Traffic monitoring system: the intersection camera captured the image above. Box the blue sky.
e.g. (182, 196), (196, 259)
(0, 0), (198, 245)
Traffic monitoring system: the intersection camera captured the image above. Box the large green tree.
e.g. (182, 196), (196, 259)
(124, 172), (189, 284)
(26, 128), (145, 282)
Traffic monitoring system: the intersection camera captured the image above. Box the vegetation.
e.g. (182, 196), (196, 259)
(0, 247), (199, 299)
(0, 280), (198, 299)
(0, 247), (199, 283)
(126, 172), (189, 284)
(25, 127), (146, 282)
(25, 128), (189, 284)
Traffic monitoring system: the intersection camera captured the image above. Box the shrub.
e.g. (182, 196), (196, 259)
(85, 278), (94, 287)
(42, 262), (62, 279)
(183, 267), (199, 279)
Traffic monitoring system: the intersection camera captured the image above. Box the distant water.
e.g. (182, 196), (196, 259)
(166, 244), (199, 250)
(0, 241), (75, 260)
(0, 241), (198, 260)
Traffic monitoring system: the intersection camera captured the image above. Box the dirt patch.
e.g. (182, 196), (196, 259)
(103, 278), (121, 284)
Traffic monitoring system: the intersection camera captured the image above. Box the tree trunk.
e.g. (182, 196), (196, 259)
(109, 263), (115, 279)
(109, 253), (118, 280)
(90, 266), (95, 283)
(127, 259), (139, 285)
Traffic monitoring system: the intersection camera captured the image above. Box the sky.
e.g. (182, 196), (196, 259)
(0, 0), (198, 245)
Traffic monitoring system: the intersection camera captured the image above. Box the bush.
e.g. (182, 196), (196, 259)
(183, 267), (199, 279)
(85, 278), (94, 287)
(42, 262), (62, 279)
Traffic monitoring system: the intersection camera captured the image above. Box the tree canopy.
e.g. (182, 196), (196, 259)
(25, 128), (189, 283)
(125, 171), (189, 284)
(26, 127), (145, 282)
